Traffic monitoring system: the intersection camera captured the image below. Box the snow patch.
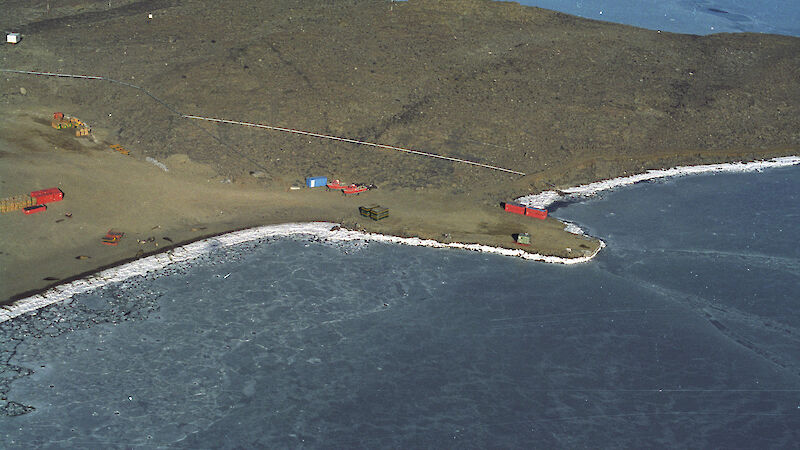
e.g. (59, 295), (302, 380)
(145, 157), (168, 172)
(563, 222), (585, 235)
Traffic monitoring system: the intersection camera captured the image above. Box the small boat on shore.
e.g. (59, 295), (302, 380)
(326, 179), (348, 190)
(342, 184), (368, 195)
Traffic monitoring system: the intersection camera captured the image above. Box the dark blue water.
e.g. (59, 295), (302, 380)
(516, 0), (800, 36)
(2, 166), (799, 448)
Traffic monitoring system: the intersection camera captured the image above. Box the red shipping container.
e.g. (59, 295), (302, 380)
(503, 202), (526, 215)
(30, 187), (62, 198)
(30, 188), (64, 204)
(23, 204), (47, 215)
(30, 188), (55, 197)
(34, 194), (53, 204)
(525, 207), (548, 219)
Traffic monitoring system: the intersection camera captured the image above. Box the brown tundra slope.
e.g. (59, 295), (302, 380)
(2, 0), (798, 195)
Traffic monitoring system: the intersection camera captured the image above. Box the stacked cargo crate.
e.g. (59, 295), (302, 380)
(51, 113), (91, 137)
(0, 194), (36, 213)
(359, 204), (380, 218)
(0, 188), (63, 214)
(359, 204), (389, 221)
(370, 207), (389, 221)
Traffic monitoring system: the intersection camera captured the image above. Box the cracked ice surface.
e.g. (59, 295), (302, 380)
(2, 237), (515, 447)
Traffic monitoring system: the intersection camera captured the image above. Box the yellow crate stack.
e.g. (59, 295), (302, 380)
(0, 194), (36, 213)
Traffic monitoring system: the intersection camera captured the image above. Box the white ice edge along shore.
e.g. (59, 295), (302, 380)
(0, 223), (603, 323)
(6, 155), (796, 324)
(516, 156), (800, 209)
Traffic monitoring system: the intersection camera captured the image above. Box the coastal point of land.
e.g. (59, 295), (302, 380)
(0, 112), (600, 302)
(1, 0), (799, 303)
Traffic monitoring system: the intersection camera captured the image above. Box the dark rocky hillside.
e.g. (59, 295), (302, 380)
(3, 0), (798, 201)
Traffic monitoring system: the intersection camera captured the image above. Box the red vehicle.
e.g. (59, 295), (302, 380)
(102, 230), (125, 246)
